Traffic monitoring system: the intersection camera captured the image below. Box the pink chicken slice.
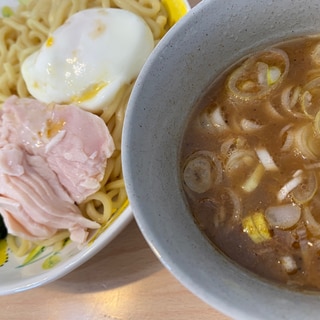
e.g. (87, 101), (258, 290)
(0, 96), (115, 244)
(2, 96), (115, 203)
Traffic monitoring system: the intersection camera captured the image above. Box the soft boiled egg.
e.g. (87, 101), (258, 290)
(21, 8), (154, 112)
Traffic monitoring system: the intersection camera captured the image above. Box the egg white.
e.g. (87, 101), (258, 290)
(21, 8), (155, 112)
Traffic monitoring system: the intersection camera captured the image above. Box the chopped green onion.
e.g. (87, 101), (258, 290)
(291, 171), (317, 204)
(277, 171), (303, 201)
(255, 147), (278, 171)
(241, 163), (265, 193)
(280, 256), (298, 274)
(265, 204), (301, 229)
(267, 66), (281, 85)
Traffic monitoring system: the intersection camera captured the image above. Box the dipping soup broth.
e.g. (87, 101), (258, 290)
(181, 36), (320, 290)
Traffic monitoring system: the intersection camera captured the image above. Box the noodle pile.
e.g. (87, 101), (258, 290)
(0, 0), (170, 257)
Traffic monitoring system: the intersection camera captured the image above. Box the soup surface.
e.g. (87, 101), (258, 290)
(181, 36), (320, 290)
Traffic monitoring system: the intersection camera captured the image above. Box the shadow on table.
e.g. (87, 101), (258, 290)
(48, 220), (163, 294)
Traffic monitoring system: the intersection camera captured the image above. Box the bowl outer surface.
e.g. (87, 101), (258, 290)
(123, 0), (320, 319)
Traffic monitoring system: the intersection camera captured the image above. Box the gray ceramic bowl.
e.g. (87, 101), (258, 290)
(122, 0), (320, 319)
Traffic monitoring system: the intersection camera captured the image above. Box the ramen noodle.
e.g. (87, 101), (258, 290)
(0, 0), (170, 257)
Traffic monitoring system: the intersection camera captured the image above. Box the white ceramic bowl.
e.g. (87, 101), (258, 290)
(122, 0), (320, 319)
(0, 0), (189, 295)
